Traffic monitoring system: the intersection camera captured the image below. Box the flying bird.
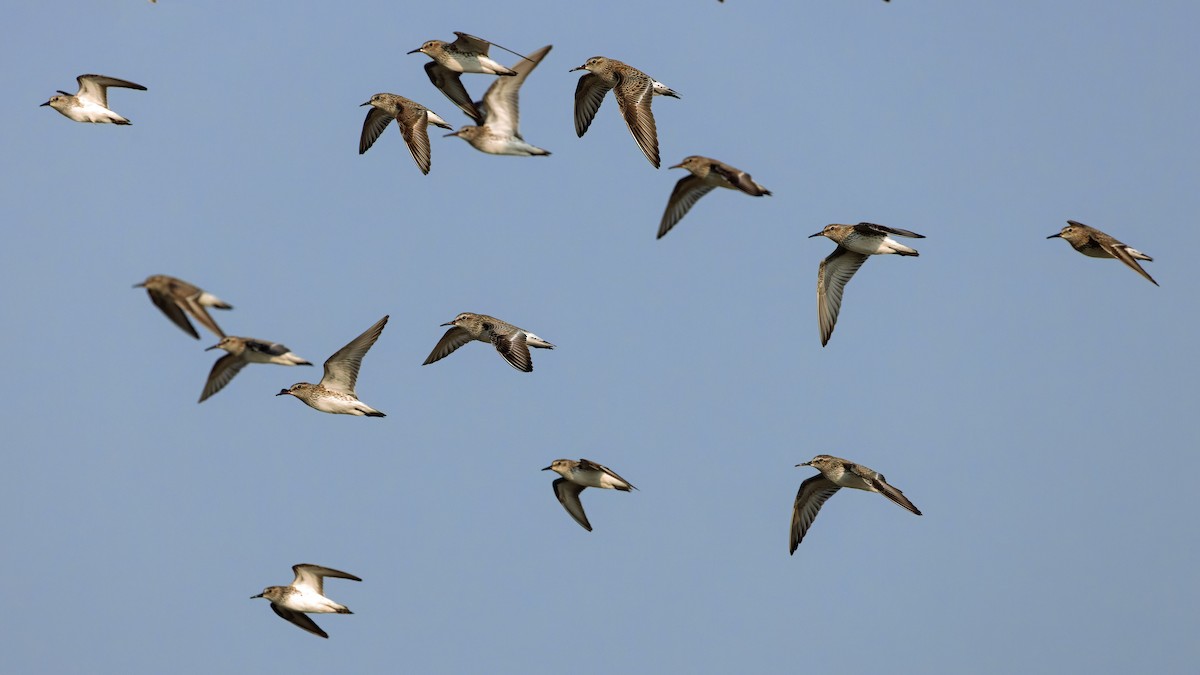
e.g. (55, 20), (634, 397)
(1047, 220), (1158, 286)
(41, 74), (146, 124)
(277, 315), (388, 416)
(360, 94), (451, 175)
(199, 336), (312, 403)
(657, 155), (771, 239)
(543, 458), (636, 532)
(408, 31), (524, 76)
(790, 454), (921, 553)
(809, 222), (924, 346)
(423, 312), (554, 372)
(445, 45), (553, 156)
(410, 31), (532, 122)
(571, 56), (679, 168)
(134, 274), (231, 339)
(252, 564), (361, 639)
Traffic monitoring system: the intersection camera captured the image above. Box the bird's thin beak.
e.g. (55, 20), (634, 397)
(541, 465), (553, 471)
(1046, 233), (1062, 239)
(251, 593), (263, 599)
(39, 100), (51, 107)
(276, 390), (289, 396)
(132, 282), (144, 288)
(668, 163), (683, 170)
(569, 66), (584, 72)
(795, 462), (811, 467)
(443, 130), (461, 138)
(204, 344), (220, 351)
(807, 232), (824, 238)
(360, 101), (372, 107)
(406, 48), (422, 55)
(440, 321), (455, 327)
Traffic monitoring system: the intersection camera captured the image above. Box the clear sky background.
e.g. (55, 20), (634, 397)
(2, 1), (1198, 673)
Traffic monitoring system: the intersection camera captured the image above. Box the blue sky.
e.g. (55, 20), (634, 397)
(3, 1), (1198, 673)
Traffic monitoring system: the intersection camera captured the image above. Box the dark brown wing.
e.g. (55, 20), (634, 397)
(871, 478), (923, 516)
(199, 353), (247, 402)
(612, 76), (660, 167)
(397, 107), (434, 174)
(578, 458), (636, 491)
(77, 74), (147, 108)
(552, 478), (592, 531)
(710, 161), (770, 196)
(817, 248), (870, 346)
(658, 175), (715, 239)
(145, 288), (199, 339)
(423, 326), (474, 365)
(424, 62), (482, 123)
(790, 475), (840, 553)
(270, 603), (328, 639)
(493, 331), (532, 372)
(854, 222), (925, 238)
(573, 73), (611, 138)
(292, 564), (362, 595)
(359, 106), (394, 154)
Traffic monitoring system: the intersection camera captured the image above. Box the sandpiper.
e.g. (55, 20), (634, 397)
(657, 155), (771, 239)
(199, 336), (312, 403)
(543, 459), (636, 532)
(277, 315), (388, 416)
(252, 564), (361, 639)
(809, 222), (924, 346)
(571, 56), (679, 168)
(790, 454), (921, 553)
(1047, 220), (1158, 286)
(422, 312), (553, 373)
(134, 274), (231, 339)
(444, 45), (553, 156)
(409, 32), (522, 76)
(412, 32), (529, 123)
(420, 61), (484, 124)
(41, 74), (146, 124)
(359, 93), (451, 175)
